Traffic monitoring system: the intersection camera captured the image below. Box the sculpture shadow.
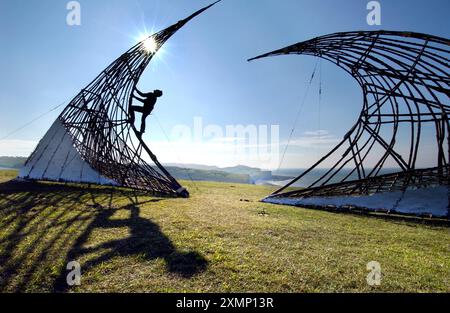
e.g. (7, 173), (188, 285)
(0, 180), (207, 292)
(52, 203), (208, 292)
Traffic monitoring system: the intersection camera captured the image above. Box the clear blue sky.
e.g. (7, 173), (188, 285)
(0, 0), (449, 168)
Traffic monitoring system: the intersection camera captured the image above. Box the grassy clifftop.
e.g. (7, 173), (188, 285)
(163, 166), (250, 184)
(0, 169), (449, 292)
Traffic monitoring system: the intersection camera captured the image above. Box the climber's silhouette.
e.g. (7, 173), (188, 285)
(129, 88), (163, 134)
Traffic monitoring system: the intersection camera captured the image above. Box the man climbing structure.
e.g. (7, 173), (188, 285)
(129, 88), (163, 135)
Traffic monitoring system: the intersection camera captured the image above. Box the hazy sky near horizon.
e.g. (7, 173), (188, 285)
(0, 0), (449, 169)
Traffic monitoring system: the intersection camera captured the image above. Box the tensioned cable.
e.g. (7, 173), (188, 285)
(317, 58), (322, 159)
(276, 58), (320, 171)
(0, 100), (68, 141)
(152, 114), (199, 190)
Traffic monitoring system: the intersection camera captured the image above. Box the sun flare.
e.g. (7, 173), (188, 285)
(142, 36), (158, 54)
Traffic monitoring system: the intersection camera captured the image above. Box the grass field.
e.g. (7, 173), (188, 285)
(0, 169), (449, 292)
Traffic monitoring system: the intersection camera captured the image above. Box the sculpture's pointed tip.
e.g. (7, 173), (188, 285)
(180, 0), (222, 24)
(143, 0), (222, 56)
(247, 54), (268, 62)
(208, 0), (223, 8)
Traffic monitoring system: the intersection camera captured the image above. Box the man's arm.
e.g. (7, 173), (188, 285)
(133, 96), (145, 103)
(134, 88), (154, 98)
(134, 88), (145, 97)
(132, 88), (146, 102)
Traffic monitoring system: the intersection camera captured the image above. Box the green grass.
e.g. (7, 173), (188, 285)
(0, 169), (19, 182)
(0, 169), (448, 292)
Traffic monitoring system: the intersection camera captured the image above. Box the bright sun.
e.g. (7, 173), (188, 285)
(142, 37), (158, 54)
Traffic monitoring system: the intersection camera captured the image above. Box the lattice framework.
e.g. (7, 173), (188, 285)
(249, 31), (450, 200)
(24, 1), (220, 197)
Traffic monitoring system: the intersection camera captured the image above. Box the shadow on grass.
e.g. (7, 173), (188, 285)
(0, 180), (207, 292)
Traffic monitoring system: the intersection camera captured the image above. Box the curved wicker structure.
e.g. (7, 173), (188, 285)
(20, 1), (221, 197)
(249, 31), (450, 206)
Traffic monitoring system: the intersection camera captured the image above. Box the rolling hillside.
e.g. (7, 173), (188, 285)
(0, 169), (448, 292)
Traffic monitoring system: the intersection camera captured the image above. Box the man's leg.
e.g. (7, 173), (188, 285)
(129, 105), (143, 124)
(140, 113), (148, 134)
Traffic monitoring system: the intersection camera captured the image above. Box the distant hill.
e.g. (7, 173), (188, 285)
(0, 156), (27, 169)
(166, 163), (292, 184)
(0, 157), (291, 185)
(166, 163), (262, 174)
(165, 163), (221, 171)
(167, 163), (267, 176)
(163, 166), (250, 184)
(221, 165), (261, 174)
